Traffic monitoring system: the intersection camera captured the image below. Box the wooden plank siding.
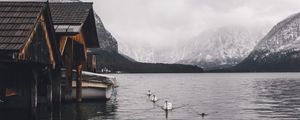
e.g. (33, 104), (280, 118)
(71, 32), (87, 62)
(0, 2), (60, 66)
(0, 2), (62, 110)
(19, 14), (55, 65)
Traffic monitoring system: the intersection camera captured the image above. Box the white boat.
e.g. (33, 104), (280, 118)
(71, 71), (117, 100)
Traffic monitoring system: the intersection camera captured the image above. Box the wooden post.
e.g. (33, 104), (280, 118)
(53, 104), (62, 120)
(65, 64), (72, 100)
(76, 64), (82, 102)
(0, 84), (6, 104)
(47, 69), (53, 108)
(52, 70), (61, 104)
(0, 70), (7, 101)
(62, 38), (74, 101)
(70, 38), (74, 97)
(0, 88), (4, 100)
(0, 80), (5, 101)
(76, 103), (82, 119)
(92, 55), (96, 72)
(30, 108), (38, 120)
(31, 69), (38, 112)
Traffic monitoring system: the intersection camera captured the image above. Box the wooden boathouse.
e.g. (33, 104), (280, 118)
(0, 2), (61, 110)
(0, 1), (100, 111)
(49, 2), (99, 102)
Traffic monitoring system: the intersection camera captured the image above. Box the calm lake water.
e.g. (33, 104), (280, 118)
(3, 73), (300, 120)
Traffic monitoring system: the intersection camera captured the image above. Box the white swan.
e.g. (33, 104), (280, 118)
(147, 90), (152, 96)
(163, 100), (172, 110)
(150, 95), (158, 102)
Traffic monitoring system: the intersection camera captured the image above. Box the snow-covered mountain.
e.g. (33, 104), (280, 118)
(120, 25), (269, 70)
(119, 41), (186, 63)
(118, 41), (155, 63)
(236, 12), (300, 71)
(177, 25), (269, 70)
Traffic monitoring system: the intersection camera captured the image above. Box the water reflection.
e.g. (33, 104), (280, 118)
(0, 109), (34, 120)
(165, 110), (168, 119)
(0, 99), (118, 120)
(251, 78), (300, 119)
(3, 73), (300, 120)
(60, 100), (118, 120)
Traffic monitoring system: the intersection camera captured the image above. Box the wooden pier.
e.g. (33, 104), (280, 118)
(0, 1), (100, 111)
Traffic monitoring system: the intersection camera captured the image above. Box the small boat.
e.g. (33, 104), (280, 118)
(71, 71), (117, 100)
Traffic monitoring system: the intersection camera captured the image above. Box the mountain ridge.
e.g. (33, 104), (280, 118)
(120, 25), (270, 70)
(177, 25), (268, 70)
(235, 12), (300, 72)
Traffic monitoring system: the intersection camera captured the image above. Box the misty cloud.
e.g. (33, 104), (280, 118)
(77, 0), (300, 48)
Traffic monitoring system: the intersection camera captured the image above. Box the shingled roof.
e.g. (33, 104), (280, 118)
(0, 2), (45, 51)
(50, 2), (92, 24)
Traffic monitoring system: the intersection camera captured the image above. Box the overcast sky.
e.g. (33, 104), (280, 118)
(83, 0), (300, 47)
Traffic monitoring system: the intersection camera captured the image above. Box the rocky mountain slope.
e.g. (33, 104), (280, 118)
(94, 14), (118, 52)
(235, 12), (300, 71)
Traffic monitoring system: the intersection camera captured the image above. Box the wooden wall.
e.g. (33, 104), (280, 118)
(18, 15), (55, 66)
